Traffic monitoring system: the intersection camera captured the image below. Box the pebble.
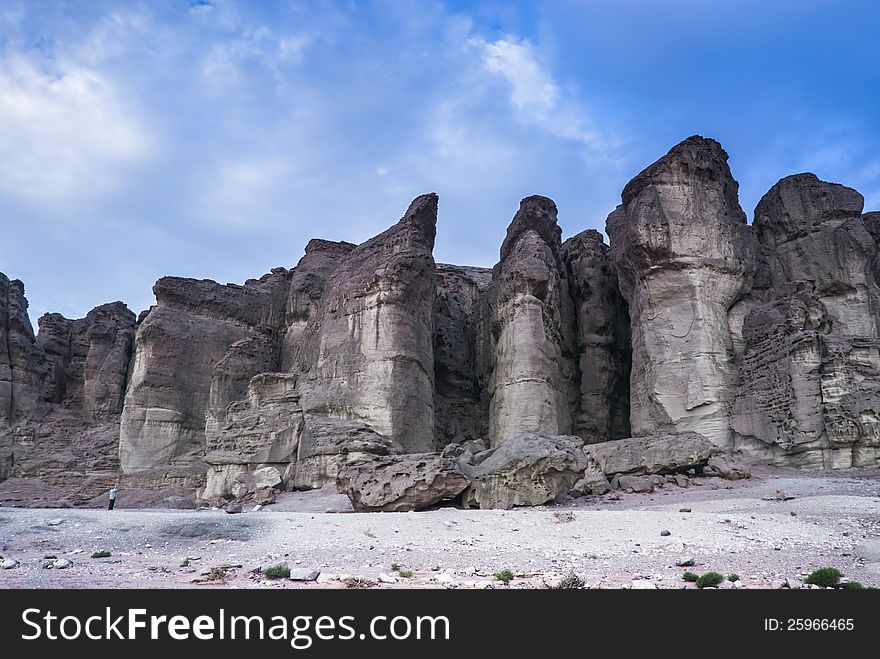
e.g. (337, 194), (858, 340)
(51, 558), (73, 570)
(660, 530), (671, 537)
(289, 568), (321, 582)
(679, 508), (692, 513)
(47, 519), (64, 527)
(676, 558), (695, 567)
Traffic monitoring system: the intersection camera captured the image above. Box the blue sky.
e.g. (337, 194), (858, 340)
(2, 0), (879, 324)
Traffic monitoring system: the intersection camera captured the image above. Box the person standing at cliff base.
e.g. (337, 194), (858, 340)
(108, 484), (118, 511)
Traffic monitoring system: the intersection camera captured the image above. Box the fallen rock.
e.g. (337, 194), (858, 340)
(289, 568), (320, 582)
(224, 501), (242, 514)
(583, 432), (718, 477)
(1, 558), (20, 569)
(676, 558), (695, 567)
(617, 474), (654, 493)
(660, 530), (671, 537)
(707, 455), (751, 480)
(336, 453), (469, 512)
(460, 434), (587, 509)
(51, 558), (73, 570)
(377, 573), (398, 584)
(570, 469), (611, 496)
(630, 580), (656, 590)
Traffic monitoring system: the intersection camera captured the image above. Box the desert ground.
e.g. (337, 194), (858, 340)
(1, 465), (879, 589)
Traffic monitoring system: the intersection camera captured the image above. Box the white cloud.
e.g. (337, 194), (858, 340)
(0, 54), (152, 205)
(471, 36), (613, 157)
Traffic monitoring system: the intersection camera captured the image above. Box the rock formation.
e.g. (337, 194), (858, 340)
(4, 134), (880, 509)
(607, 136), (758, 448)
(732, 174), (880, 468)
(487, 196), (576, 446)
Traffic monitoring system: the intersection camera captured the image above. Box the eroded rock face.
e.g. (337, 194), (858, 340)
(433, 264), (493, 446)
(0, 274), (43, 426)
(488, 196), (576, 447)
(294, 194), (438, 455)
(734, 175), (880, 468)
(120, 271), (289, 473)
(336, 453), (469, 512)
(0, 274), (136, 495)
(280, 239), (356, 371)
(562, 229), (631, 443)
(37, 303), (135, 420)
(460, 433), (586, 509)
(608, 136), (757, 448)
(582, 432), (718, 477)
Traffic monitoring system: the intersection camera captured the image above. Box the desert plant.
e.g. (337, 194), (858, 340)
(804, 567), (842, 588)
(494, 569), (514, 584)
(682, 571), (699, 582)
(727, 574), (740, 582)
(397, 569), (414, 578)
(553, 572), (585, 589)
(696, 572), (724, 589)
(263, 564), (291, 579)
(844, 580), (863, 589)
(391, 563), (401, 571)
(180, 559), (190, 568)
(91, 551), (111, 559)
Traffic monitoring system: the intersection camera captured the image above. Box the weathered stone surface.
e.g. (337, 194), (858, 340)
(735, 174), (880, 468)
(488, 196), (576, 446)
(336, 453), (469, 512)
(617, 474), (654, 493)
(460, 433), (587, 509)
(608, 136), (758, 448)
(294, 194), (438, 455)
(292, 416), (394, 490)
(583, 432), (718, 476)
(570, 469), (611, 496)
(562, 229), (631, 443)
(280, 239), (356, 371)
(36, 303), (135, 420)
(120, 270), (289, 472)
(0, 274), (43, 426)
(433, 264), (492, 447)
(707, 454), (751, 480)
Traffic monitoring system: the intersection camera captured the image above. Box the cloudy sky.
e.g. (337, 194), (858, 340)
(2, 0), (879, 324)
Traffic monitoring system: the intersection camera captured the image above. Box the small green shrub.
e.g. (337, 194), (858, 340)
(391, 563), (401, 571)
(91, 551), (111, 559)
(727, 574), (740, 582)
(264, 564), (291, 579)
(844, 580), (863, 589)
(804, 567), (842, 588)
(180, 559), (190, 568)
(397, 569), (414, 579)
(494, 569), (514, 584)
(554, 572), (585, 589)
(696, 572), (724, 589)
(682, 571), (699, 582)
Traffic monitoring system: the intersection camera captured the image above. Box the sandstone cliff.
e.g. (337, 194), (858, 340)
(3, 134), (880, 509)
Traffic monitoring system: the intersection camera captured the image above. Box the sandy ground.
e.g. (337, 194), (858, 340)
(1, 465), (879, 589)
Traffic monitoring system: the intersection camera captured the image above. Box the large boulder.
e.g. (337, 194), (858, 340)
(583, 432), (718, 476)
(607, 136), (758, 449)
(460, 433), (587, 509)
(336, 453), (469, 512)
(487, 196), (576, 446)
